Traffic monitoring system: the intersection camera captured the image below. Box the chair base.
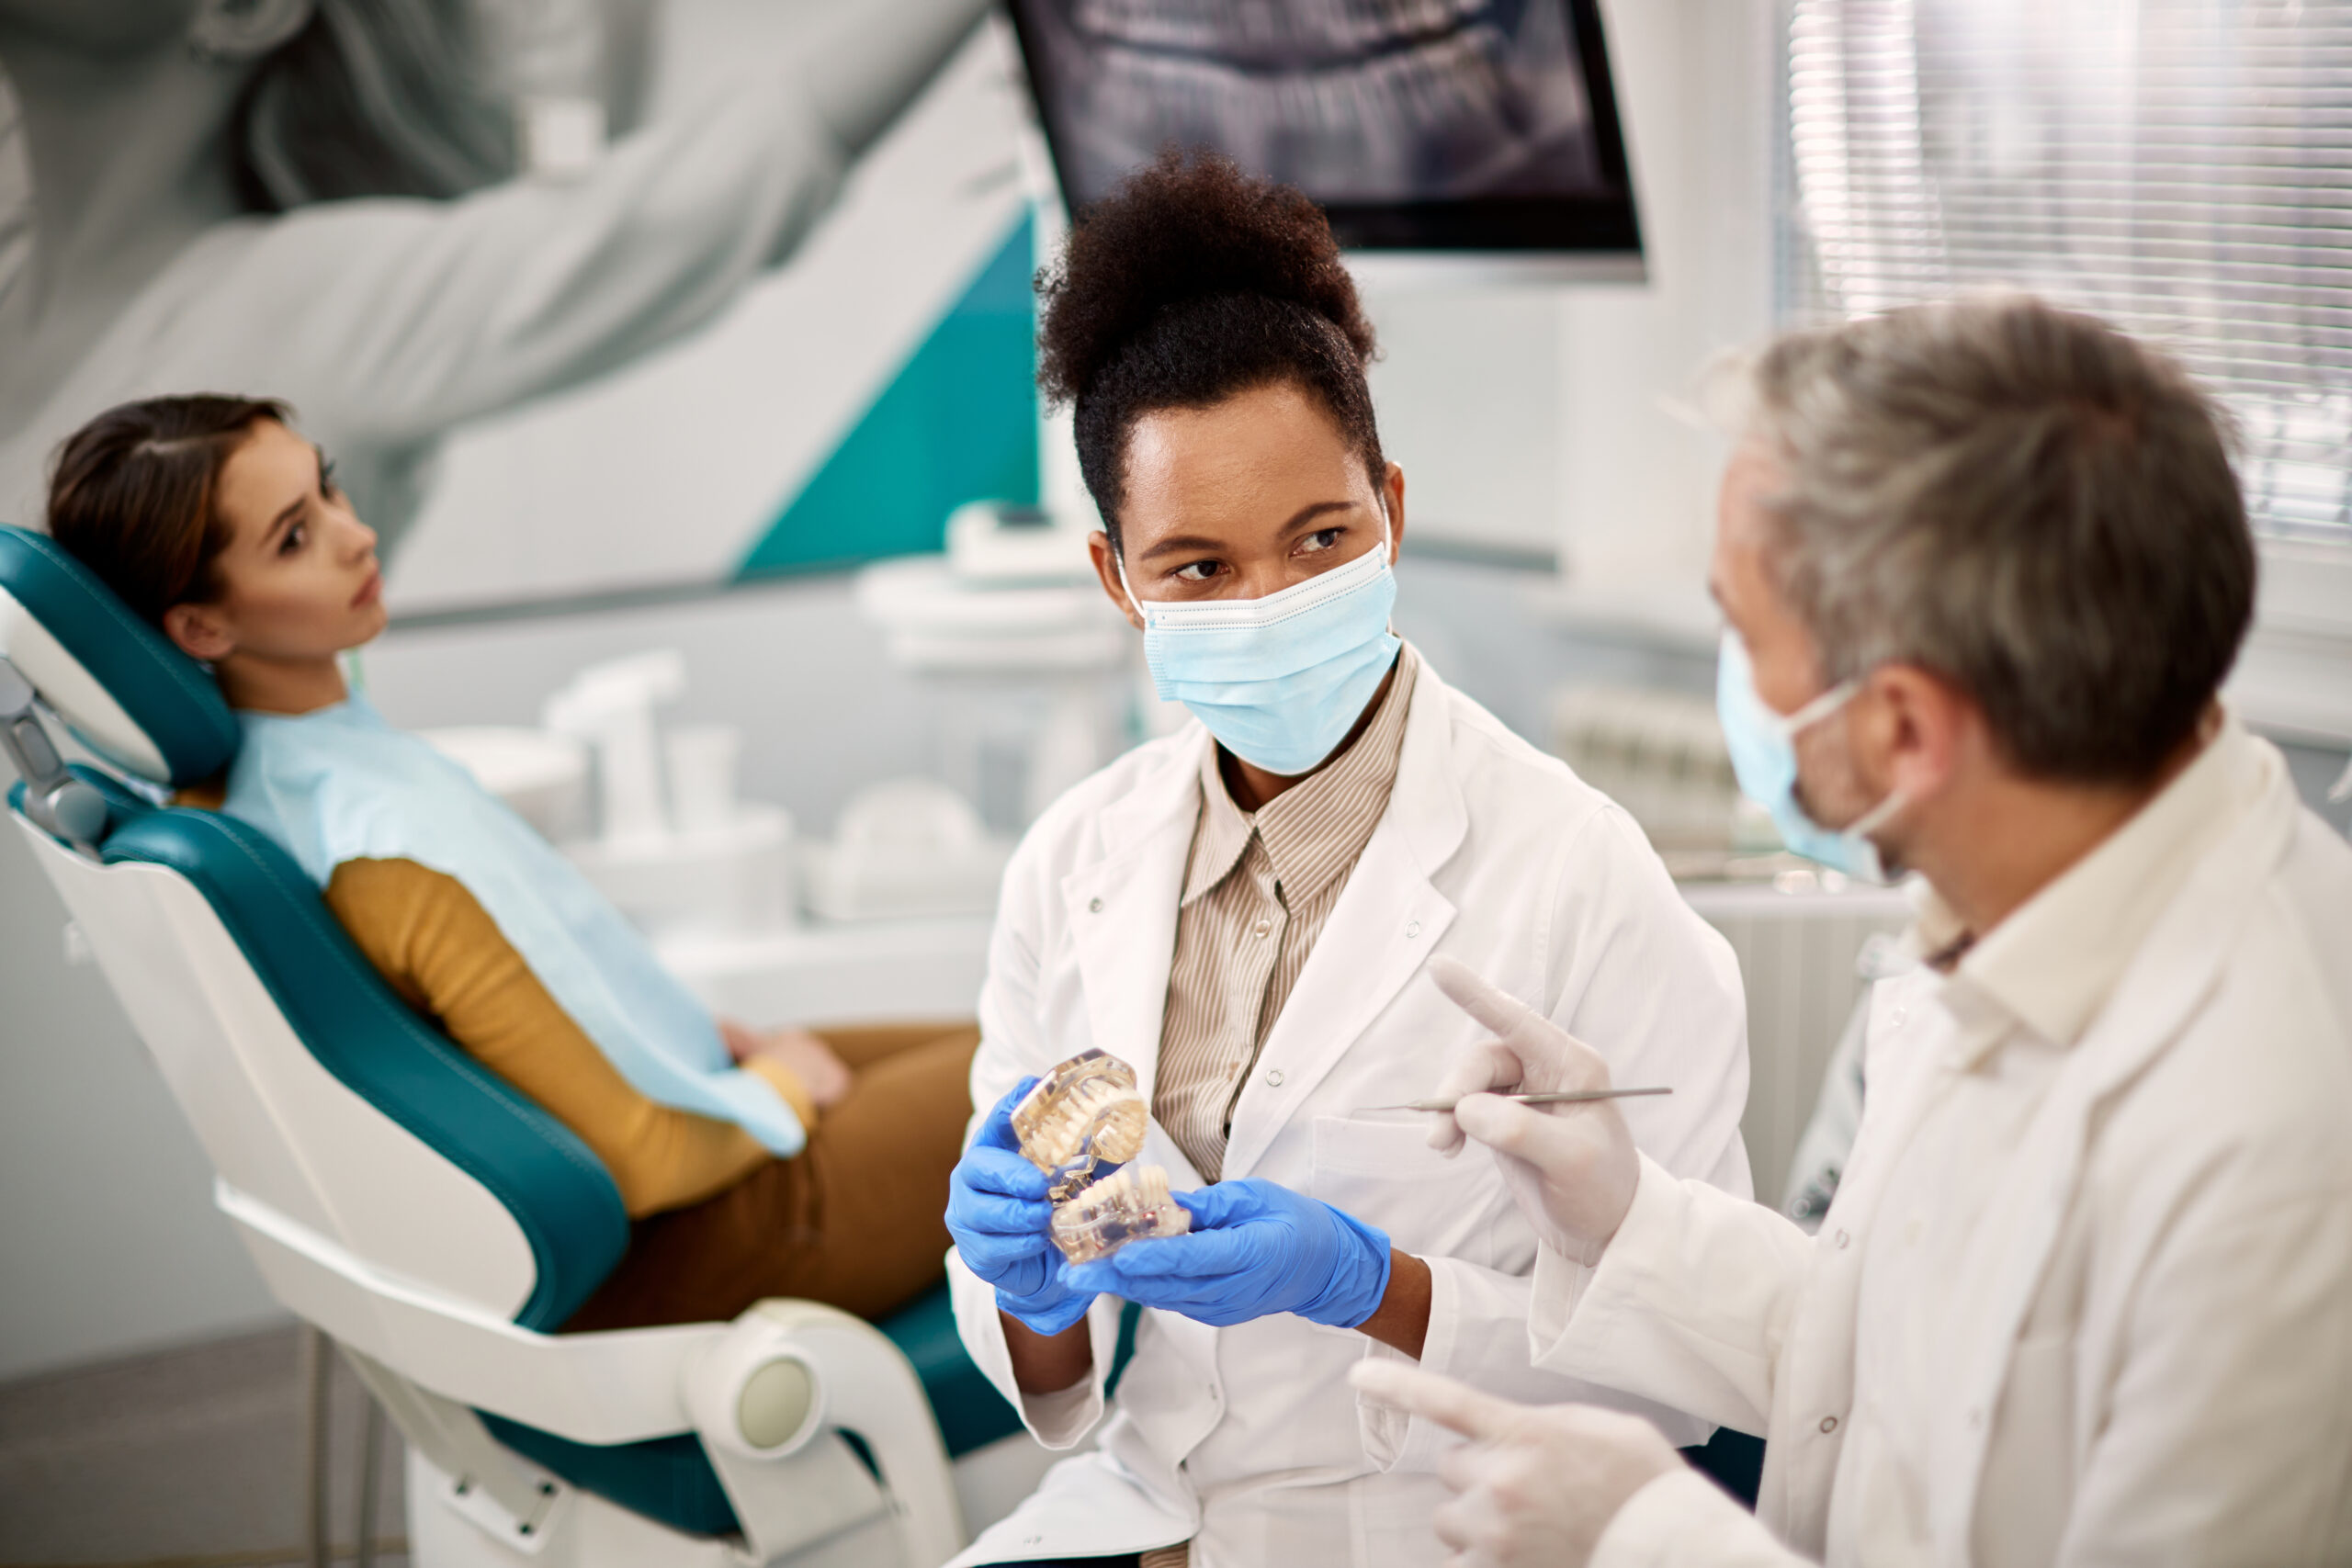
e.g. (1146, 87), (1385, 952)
(405, 1448), (908, 1568)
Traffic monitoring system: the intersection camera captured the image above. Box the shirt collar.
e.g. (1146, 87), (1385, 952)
(1183, 644), (1419, 908)
(1919, 712), (2258, 1053)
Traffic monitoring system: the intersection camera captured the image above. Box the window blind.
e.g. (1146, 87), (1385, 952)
(1780, 0), (2352, 541)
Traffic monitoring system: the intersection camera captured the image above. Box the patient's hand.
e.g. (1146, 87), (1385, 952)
(720, 1021), (853, 1110)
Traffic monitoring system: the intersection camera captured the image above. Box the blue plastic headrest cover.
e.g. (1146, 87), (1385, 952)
(0, 526), (238, 787)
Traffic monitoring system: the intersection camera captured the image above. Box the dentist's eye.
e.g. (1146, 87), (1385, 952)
(1170, 559), (1223, 583)
(279, 522), (308, 556)
(1297, 527), (1342, 555)
(320, 460), (342, 501)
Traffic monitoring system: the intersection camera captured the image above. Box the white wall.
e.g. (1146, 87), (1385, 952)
(1364, 0), (1779, 613)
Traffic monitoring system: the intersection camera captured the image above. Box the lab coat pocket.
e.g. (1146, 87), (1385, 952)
(1311, 1115), (1509, 1270)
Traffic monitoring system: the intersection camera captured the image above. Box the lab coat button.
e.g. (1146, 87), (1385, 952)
(1819, 1416), (1839, 1435)
(1405, 919), (1421, 939)
(1890, 1007), (1907, 1027)
(1834, 1229), (1849, 1249)
(1089, 897), (1103, 913)
(1265, 1067), (1285, 1088)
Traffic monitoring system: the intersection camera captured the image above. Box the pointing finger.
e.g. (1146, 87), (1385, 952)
(1428, 955), (1540, 1042)
(1349, 1359), (1523, 1443)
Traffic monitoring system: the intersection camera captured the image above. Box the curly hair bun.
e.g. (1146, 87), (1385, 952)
(1038, 148), (1376, 407)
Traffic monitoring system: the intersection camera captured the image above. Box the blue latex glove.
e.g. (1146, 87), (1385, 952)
(944, 1077), (1098, 1336)
(1062, 1178), (1394, 1329)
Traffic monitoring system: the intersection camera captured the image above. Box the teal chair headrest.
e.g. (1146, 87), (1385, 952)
(0, 525), (239, 789)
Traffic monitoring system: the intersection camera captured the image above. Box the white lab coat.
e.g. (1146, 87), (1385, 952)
(1532, 725), (2352, 1566)
(947, 659), (1754, 1567)
(0, 76), (842, 544)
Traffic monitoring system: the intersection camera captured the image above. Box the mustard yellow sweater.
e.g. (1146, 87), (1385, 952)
(322, 857), (812, 1218)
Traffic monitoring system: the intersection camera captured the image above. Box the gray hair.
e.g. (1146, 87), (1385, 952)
(1733, 295), (2255, 786)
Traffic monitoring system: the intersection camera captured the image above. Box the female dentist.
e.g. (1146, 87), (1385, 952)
(940, 150), (1754, 1568)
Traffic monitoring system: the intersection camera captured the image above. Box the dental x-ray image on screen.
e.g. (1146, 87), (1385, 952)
(1009, 0), (1641, 254)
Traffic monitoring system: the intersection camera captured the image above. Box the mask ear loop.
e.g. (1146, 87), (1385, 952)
(1777, 674), (1862, 739)
(1112, 543), (1145, 622)
(1786, 667), (1909, 856)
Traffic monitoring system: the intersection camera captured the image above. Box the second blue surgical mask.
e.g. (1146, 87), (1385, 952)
(1120, 524), (1401, 777)
(1715, 629), (1905, 882)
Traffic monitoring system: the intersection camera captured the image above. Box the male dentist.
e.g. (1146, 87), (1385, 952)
(1358, 296), (2352, 1565)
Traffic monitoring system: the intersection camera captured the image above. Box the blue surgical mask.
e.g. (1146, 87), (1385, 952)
(1119, 523), (1402, 777)
(1715, 629), (1905, 882)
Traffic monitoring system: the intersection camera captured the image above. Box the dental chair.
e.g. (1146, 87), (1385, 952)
(0, 525), (1027, 1566)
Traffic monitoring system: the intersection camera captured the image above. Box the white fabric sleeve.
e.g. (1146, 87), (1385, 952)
(1359, 804), (1758, 1467)
(2047, 1178), (2352, 1565)
(1532, 1152), (1815, 1437)
(1591, 1471), (1813, 1568)
(240, 73), (847, 449)
(1356, 1253), (1710, 1472)
(945, 819), (1127, 1449)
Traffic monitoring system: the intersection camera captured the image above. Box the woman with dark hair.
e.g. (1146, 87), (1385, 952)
(47, 393), (979, 1332)
(937, 151), (1755, 1568)
(0, 0), (986, 542)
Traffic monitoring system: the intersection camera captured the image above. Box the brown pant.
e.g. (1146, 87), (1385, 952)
(561, 1022), (979, 1333)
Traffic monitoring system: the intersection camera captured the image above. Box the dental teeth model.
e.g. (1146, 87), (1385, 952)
(1012, 1048), (1149, 1201)
(1012, 1049), (1188, 1261)
(1050, 1164), (1192, 1264)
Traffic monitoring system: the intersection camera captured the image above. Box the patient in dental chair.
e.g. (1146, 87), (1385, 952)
(47, 395), (977, 1333)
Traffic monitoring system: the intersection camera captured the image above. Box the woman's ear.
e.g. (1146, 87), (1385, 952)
(1089, 530), (1144, 632)
(162, 603), (236, 663)
(187, 0), (315, 63)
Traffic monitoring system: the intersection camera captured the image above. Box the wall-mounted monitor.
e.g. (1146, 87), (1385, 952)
(1007, 0), (1642, 267)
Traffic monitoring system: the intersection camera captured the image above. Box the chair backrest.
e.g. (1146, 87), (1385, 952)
(0, 525), (628, 1330)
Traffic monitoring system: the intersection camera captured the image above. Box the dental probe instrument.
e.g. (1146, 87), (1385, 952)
(1370, 1087), (1675, 1113)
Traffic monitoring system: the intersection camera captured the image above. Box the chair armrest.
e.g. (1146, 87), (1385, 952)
(690, 1301), (967, 1564)
(230, 1183), (970, 1563)
(224, 1179), (718, 1443)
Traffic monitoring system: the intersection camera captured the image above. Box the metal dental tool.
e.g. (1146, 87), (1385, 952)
(1370, 1087), (1674, 1114)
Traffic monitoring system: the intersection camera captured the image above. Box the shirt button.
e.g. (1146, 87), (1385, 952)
(1834, 1229), (1849, 1249)
(1819, 1416), (1839, 1435)
(1251, 918), (1272, 938)
(1265, 1067), (1285, 1088)
(1088, 897), (1102, 913)
(1405, 920), (1421, 939)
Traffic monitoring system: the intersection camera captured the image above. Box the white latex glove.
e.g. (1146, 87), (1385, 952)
(1351, 1359), (1684, 1568)
(1424, 954), (1639, 1266)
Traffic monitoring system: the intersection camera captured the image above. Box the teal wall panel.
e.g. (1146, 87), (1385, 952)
(735, 212), (1038, 580)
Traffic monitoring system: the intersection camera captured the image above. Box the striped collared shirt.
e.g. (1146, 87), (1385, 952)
(1150, 643), (1420, 1184)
